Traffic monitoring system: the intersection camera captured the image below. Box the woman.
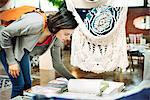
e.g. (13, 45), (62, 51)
(0, 7), (78, 98)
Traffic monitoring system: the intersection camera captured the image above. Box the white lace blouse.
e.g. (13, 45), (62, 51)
(66, 0), (129, 73)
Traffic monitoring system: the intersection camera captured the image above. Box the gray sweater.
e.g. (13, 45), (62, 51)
(0, 12), (75, 79)
(0, 12), (43, 65)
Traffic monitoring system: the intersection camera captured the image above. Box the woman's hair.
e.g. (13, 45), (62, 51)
(47, 8), (78, 34)
(0, 0), (9, 8)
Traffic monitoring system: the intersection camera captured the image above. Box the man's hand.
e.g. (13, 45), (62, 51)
(9, 64), (20, 78)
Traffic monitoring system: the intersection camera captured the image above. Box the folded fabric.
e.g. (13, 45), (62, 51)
(67, 79), (124, 96)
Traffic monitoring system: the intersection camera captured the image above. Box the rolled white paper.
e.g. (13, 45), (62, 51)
(68, 79), (104, 94)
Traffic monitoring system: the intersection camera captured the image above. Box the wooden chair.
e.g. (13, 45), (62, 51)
(127, 50), (144, 72)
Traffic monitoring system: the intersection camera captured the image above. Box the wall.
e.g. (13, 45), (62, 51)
(126, 7), (150, 36)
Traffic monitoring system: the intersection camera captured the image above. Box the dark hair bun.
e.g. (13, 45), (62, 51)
(47, 8), (78, 34)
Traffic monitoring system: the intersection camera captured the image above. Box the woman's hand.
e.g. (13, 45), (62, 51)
(9, 64), (20, 78)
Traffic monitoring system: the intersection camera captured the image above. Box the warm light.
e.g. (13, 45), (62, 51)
(71, 70), (79, 78)
(133, 16), (150, 30)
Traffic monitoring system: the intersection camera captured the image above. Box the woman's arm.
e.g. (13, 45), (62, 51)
(0, 12), (43, 65)
(51, 38), (76, 80)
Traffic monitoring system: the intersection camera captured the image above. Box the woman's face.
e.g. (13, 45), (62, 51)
(56, 29), (74, 42)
